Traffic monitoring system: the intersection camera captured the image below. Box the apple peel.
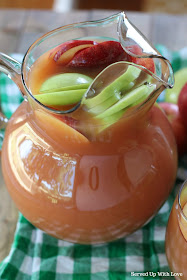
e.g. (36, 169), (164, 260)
(50, 40), (96, 64)
(68, 41), (128, 68)
(56, 44), (94, 65)
(127, 45), (155, 73)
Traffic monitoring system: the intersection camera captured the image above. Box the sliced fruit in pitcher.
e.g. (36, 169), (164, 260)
(68, 41), (129, 67)
(35, 110), (89, 143)
(95, 83), (156, 119)
(50, 40), (96, 65)
(39, 73), (93, 93)
(33, 39), (156, 136)
(126, 45), (155, 73)
(96, 109), (125, 134)
(35, 89), (87, 106)
(35, 73), (93, 106)
(83, 65), (141, 111)
(83, 63), (155, 126)
(50, 40), (155, 71)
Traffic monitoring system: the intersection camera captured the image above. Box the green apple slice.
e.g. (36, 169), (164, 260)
(83, 65), (141, 109)
(40, 73), (93, 93)
(40, 83), (90, 93)
(94, 83), (155, 133)
(35, 89), (87, 106)
(87, 71), (152, 115)
(97, 109), (126, 133)
(36, 73), (93, 106)
(96, 83), (156, 119)
(87, 94), (120, 115)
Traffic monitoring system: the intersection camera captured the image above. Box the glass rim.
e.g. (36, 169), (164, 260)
(178, 179), (187, 222)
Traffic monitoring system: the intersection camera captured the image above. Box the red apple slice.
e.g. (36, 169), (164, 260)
(132, 57), (155, 74)
(50, 40), (96, 65)
(127, 45), (155, 73)
(68, 41), (129, 67)
(56, 44), (94, 65)
(35, 110), (89, 144)
(58, 115), (79, 130)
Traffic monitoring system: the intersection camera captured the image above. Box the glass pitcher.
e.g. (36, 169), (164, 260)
(0, 12), (177, 244)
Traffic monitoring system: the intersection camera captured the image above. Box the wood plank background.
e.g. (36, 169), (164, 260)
(0, 9), (187, 262)
(0, 9), (186, 55)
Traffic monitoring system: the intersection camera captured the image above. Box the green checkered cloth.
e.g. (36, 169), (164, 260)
(0, 47), (187, 280)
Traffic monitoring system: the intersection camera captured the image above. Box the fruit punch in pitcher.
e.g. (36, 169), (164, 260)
(1, 13), (177, 243)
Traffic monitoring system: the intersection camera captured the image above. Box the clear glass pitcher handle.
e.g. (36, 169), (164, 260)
(0, 52), (24, 92)
(0, 53), (25, 147)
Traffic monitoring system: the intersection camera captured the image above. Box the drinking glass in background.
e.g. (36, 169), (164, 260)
(165, 180), (187, 280)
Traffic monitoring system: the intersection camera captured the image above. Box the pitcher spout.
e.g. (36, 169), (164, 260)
(117, 12), (174, 89)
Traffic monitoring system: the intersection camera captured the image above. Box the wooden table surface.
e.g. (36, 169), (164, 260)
(0, 8), (187, 262)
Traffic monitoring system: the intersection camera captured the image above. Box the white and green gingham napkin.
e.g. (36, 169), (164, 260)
(0, 47), (187, 280)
